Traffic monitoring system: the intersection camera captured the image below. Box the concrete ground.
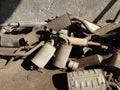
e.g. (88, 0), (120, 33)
(0, 0), (120, 90)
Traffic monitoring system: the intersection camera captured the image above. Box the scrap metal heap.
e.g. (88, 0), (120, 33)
(0, 13), (120, 90)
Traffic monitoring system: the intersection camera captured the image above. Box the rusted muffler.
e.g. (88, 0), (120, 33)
(31, 42), (56, 68)
(53, 44), (72, 68)
(0, 34), (25, 47)
(68, 54), (112, 70)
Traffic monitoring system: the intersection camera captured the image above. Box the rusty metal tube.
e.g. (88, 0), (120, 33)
(68, 54), (112, 70)
(70, 15), (100, 33)
(53, 44), (72, 68)
(68, 37), (88, 46)
(31, 42), (56, 68)
(1, 34), (25, 47)
(68, 37), (103, 46)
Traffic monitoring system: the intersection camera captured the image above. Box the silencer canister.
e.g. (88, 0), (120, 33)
(32, 43), (56, 68)
(53, 44), (72, 68)
(68, 54), (103, 70)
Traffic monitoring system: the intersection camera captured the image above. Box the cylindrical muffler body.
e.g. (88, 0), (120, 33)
(32, 43), (56, 68)
(1, 34), (24, 47)
(78, 54), (102, 67)
(53, 44), (72, 68)
(68, 54), (103, 70)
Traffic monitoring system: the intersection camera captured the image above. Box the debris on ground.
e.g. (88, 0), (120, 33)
(0, 13), (120, 90)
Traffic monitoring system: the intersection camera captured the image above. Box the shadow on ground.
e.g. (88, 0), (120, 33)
(52, 73), (68, 90)
(0, 0), (21, 24)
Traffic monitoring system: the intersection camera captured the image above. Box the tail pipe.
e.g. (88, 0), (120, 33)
(68, 37), (108, 48)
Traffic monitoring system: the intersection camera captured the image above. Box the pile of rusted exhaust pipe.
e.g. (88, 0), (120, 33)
(0, 13), (120, 70)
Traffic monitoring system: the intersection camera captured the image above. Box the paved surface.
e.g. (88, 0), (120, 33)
(0, 59), (63, 90)
(1, 0), (120, 25)
(0, 0), (120, 90)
